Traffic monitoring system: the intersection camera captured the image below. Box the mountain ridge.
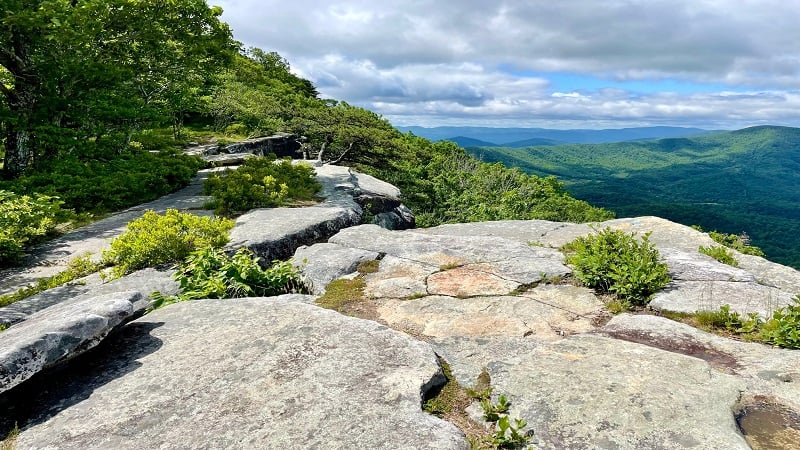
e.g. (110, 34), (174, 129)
(397, 125), (718, 145)
(465, 125), (800, 268)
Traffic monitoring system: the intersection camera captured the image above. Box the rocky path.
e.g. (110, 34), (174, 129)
(2, 169), (800, 448)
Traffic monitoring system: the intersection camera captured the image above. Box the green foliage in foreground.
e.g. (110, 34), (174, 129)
(687, 297), (800, 349)
(103, 210), (234, 278)
(0, 191), (71, 266)
(761, 297), (800, 348)
(0, 148), (203, 213)
(698, 245), (739, 267)
(203, 156), (322, 216)
(563, 228), (671, 306)
(0, 253), (102, 307)
(150, 247), (305, 310)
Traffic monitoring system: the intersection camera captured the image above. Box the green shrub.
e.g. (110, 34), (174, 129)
(694, 304), (762, 334)
(0, 149), (203, 214)
(699, 245), (739, 267)
(563, 228), (671, 306)
(149, 247), (305, 310)
(203, 156), (321, 216)
(0, 190), (72, 266)
(103, 210), (233, 278)
(761, 296), (800, 349)
(707, 230), (766, 257)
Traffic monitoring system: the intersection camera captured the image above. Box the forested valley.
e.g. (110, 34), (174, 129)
(0, 0), (609, 266)
(466, 126), (800, 268)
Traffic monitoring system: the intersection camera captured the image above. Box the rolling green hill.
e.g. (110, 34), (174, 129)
(467, 126), (800, 268)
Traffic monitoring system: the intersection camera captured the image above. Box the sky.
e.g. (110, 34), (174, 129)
(212, 0), (800, 130)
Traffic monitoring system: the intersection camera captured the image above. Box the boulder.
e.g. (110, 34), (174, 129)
(0, 291), (145, 394)
(10, 298), (467, 450)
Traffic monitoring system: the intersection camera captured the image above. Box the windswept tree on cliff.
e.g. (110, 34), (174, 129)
(0, 0), (235, 179)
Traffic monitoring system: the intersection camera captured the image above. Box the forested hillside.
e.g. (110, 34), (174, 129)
(0, 0), (610, 266)
(468, 126), (800, 268)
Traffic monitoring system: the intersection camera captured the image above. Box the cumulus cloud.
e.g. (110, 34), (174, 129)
(213, 0), (800, 128)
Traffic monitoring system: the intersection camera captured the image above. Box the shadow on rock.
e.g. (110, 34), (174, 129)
(0, 321), (164, 436)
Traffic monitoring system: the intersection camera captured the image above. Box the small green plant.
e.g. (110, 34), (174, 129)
(699, 245), (739, 267)
(705, 229), (765, 257)
(477, 394), (531, 449)
(203, 156), (321, 216)
(0, 190), (72, 266)
(481, 395), (511, 422)
(102, 210), (233, 278)
(563, 228), (670, 306)
(0, 253), (102, 307)
(761, 296), (800, 349)
(150, 247), (305, 310)
(695, 304), (762, 334)
(0, 323), (8, 333)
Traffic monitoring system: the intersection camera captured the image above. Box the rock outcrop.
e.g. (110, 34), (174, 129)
(7, 298), (467, 449)
(2, 168), (800, 449)
(0, 291), (146, 394)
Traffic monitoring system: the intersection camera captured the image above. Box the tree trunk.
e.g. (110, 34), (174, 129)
(2, 123), (32, 180)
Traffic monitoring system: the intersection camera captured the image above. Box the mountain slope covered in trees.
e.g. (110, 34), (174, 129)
(467, 126), (800, 268)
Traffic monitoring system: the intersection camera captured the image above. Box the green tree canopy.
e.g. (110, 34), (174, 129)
(0, 0), (235, 179)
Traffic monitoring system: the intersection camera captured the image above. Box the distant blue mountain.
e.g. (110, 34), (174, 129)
(443, 136), (499, 147)
(396, 125), (718, 145)
(500, 137), (564, 147)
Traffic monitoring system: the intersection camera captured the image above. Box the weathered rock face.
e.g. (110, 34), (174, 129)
(488, 335), (749, 450)
(0, 291), (145, 394)
(9, 298), (468, 450)
(226, 164), (415, 264)
(299, 218), (800, 449)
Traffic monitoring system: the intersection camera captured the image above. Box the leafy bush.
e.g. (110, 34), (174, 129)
(203, 156), (321, 216)
(694, 304), (762, 334)
(707, 230), (765, 257)
(103, 209), (234, 278)
(0, 191), (72, 266)
(699, 245), (739, 267)
(150, 247), (305, 310)
(563, 228), (670, 306)
(0, 149), (203, 213)
(762, 296), (800, 349)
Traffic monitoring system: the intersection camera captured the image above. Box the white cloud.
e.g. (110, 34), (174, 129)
(212, 0), (800, 128)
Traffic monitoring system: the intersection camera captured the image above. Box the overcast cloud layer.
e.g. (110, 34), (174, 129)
(214, 0), (800, 129)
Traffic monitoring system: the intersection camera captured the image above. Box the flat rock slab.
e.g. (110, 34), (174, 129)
(10, 298), (467, 450)
(597, 314), (800, 408)
(330, 225), (570, 284)
(377, 284), (603, 341)
(488, 334), (749, 450)
(650, 280), (794, 317)
(0, 291), (144, 394)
